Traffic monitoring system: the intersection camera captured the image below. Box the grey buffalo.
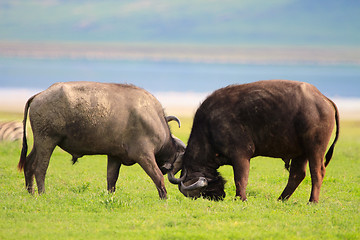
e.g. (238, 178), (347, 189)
(168, 80), (339, 203)
(18, 82), (185, 199)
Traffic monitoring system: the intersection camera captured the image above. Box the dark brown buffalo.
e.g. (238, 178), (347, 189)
(18, 82), (185, 199)
(168, 80), (339, 203)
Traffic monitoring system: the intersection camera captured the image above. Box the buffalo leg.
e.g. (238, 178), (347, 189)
(33, 140), (57, 194)
(24, 148), (37, 194)
(107, 156), (121, 193)
(308, 154), (326, 203)
(137, 154), (167, 199)
(279, 156), (307, 201)
(232, 156), (250, 201)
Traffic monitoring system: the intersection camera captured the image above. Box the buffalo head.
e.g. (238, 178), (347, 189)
(159, 116), (186, 175)
(169, 164), (226, 201)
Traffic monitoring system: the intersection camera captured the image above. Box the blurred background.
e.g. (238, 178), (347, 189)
(0, 0), (359, 117)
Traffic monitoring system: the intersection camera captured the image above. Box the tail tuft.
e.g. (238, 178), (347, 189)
(72, 156), (78, 165)
(18, 145), (27, 171)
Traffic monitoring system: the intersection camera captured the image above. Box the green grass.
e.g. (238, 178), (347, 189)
(0, 113), (359, 240)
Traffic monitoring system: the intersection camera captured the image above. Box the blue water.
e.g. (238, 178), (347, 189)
(1, 57), (359, 97)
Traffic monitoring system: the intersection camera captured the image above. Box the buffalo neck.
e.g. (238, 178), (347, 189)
(183, 122), (220, 180)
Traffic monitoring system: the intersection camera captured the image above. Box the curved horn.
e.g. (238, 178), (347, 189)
(180, 177), (208, 191)
(166, 116), (181, 128)
(172, 135), (186, 150)
(168, 169), (187, 184)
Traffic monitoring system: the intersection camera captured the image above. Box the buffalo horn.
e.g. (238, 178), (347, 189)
(180, 177), (208, 191)
(166, 116), (181, 128)
(172, 135), (186, 149)
(168, 169), (187, 184)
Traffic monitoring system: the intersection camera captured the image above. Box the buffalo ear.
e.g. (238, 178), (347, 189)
(160, 163), (172, 174)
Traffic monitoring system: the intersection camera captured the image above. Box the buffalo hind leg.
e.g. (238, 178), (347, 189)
(232, 155), (250, 201)
(279, 156), (307, 201)
(107, 156), (121, 193)
(24, 148), (37, 194)
(308, 154), (326, 203)
(33, 140), (57, 194)
(137, 154), (167, 199)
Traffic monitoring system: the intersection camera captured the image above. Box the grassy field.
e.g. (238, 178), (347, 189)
(0, 112), (359, 239)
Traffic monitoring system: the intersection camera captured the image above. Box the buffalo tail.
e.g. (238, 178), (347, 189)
(17, 94), (38, 171)
(324, 98), (340, 167)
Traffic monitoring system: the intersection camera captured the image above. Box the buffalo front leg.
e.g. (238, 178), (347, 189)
(107, 156), (121, 193)
(279, 156), (307, 201)
(137, 154), (167, 199)
(232, 156), (250, 201)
